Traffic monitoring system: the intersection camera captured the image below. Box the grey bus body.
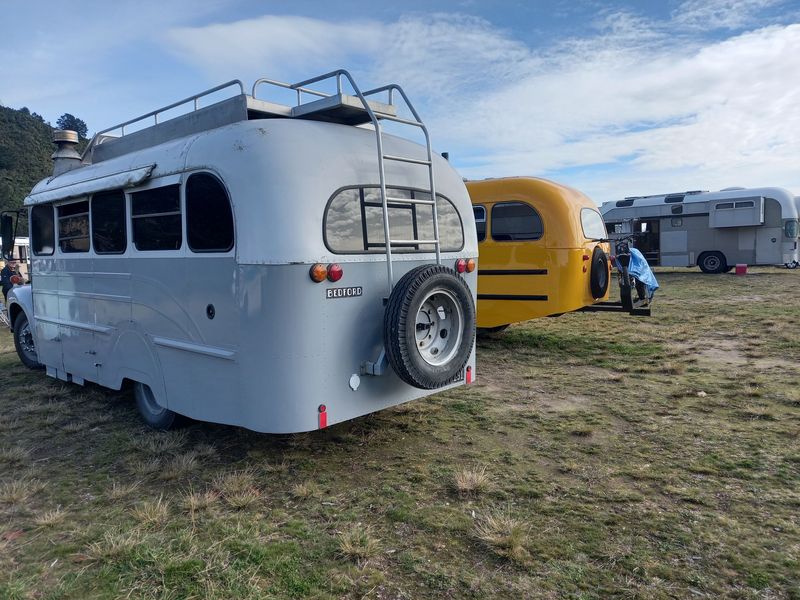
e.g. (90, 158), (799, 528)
(600, 187), (800, 273)
(4, 72), (478, 433)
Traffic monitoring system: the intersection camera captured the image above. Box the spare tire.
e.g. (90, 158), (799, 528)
(590, 246), (610, 299)
(384, 264), (475, 389)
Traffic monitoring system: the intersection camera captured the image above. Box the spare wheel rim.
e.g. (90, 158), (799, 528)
(414, 289), (464, 367)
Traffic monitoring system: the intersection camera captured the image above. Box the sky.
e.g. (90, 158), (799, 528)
(2, 0), (799, 204)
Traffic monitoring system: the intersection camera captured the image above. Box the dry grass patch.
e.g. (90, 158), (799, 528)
(338, 524), (380, 566)
(214, 469), (261, 510)
(131, 495), (170, 526)
(193, 443), (217, 458)
(0, 445), (30, 466)
(291, 480), (322, 500)
(62, 420), (90, 433)
(108, 479), (141, 500)
(34, 507), (67, 528)
(0, 478), (45, 505)
(131, 430), (189, 455)
(84, 528), (142, 562)
(225, 488), (262, 510)
(130, 458), (161, 477)
(452, 465), (491, 497)
(475, 511), (532, 564)
(182, 489), (219, 516)
(159, 451), (199, 480)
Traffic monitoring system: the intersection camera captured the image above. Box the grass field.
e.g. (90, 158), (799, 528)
(1, 268), (799, 599)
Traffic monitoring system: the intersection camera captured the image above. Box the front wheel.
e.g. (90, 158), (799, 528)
(134, 382), (178, 430)
(13, 313), (43, 370)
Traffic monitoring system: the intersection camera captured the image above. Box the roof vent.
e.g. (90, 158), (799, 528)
(51, 129), (82, 176)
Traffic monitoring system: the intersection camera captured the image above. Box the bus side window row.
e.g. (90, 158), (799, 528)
(472, 202), (544, 242)
(30, 173), (234, 256)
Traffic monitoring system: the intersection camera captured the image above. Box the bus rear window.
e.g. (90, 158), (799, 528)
(580, 208), (607, 240)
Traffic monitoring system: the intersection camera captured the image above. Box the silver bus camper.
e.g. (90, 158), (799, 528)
(600, 187), (800, 273)
(2, 71), (478, 433)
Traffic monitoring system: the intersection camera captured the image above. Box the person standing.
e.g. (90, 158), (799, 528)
(1, 260), (17, 303)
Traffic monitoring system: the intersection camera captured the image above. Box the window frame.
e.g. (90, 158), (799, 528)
(91, 189), (127, 255)
(322, 185), (465, 255)
(579, 207), (607, 240)
(57, 199), (91, 254)
(490, 201), (544, 242)
(473, 205), (486, 242)
(31, 204), (56, 256)
(130, 183), (183, 252)
(185, 171), (235, 254)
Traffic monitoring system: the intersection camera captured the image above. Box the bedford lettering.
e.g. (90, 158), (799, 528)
(326, 286), (363, 299)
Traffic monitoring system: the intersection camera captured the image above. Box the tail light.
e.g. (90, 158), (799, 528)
(455, 259), (467, 273)
(327, 263), (343, 282)
(309, 263), (327, 283)
(465, 258), (476, 273)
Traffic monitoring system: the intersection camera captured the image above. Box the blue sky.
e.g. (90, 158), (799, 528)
(2, 0), (799, 203)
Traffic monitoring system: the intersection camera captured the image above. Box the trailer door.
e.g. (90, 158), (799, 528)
(756, 227), (782, 264)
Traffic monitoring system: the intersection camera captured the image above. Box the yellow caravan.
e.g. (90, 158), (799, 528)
(467, 177), (613, 331)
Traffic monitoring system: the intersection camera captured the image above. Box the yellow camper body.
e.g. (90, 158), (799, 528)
(468, 177), (611, 329)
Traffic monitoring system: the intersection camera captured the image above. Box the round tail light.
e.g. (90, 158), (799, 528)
(455, 259), (467, 273)
(327, 263), (343, 282)
(465, 258), (476, 273)
(309, 263), (328, 283)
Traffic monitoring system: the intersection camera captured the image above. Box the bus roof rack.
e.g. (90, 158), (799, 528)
(82, 72), (400, 164)
(623, 189), (708, 201)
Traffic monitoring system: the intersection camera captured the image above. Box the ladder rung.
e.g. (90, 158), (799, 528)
(385, 196), (435, 205)
(378, 114), (424, 127)
(383, 154), (431, 166)
(390, 239), (439, 245)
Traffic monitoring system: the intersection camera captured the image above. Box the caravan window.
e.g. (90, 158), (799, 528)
(716, 202), (734, 210)
(491, 202), (543, 241)
(324, 187), (463, 253)
(31, 205), (55, 256)
(786, 220), (798, 239)
(92, 190), (126, 254)
(473, 206), (486, 241)
(580, 208), (606, 239)
(186, 173), (234, 252)
(58, 200), (90, 253)
(735, 201), (754, 208)
(131, 185), (182, 251)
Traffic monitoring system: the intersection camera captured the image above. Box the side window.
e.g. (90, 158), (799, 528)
(31, 205), (55, 256)
(491, 202), (543, 241)
(186, 173), (234, 252)
(131, 185), (182, 251)
(580, 208), (606, 240)
(473, 206), (486, 242)
(92, 190), (126, 254)
(58, 200), (90, 253)
(324, 187), (463, 253)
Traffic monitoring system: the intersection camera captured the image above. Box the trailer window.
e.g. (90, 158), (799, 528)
(473, 206), (486, 241)
(58, 200), (90, 253)
(580, 208), (606, 239)
(786, 219), (798, 239)
(735, 200), (754, 208)
(491, 202), (543, 241)
(131, 185), (182, 251)
(31, 205), (55, 255)
(186, 173), (234, 252)
(716, 202), (734, 210)
(324, 187), (463, 253)
(91, 190), (126, 254)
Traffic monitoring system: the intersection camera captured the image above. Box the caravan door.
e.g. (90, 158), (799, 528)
(756, 228), (782, 264)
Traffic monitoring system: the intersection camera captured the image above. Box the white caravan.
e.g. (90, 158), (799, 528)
(600, 187), (800, 272)
(2, 71), (478, 433)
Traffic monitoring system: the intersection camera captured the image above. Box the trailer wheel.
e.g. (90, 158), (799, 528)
(384, 265), (475, 389)
(477, 325), (509, 338)
(698, 251), (727, 274)
(13, 313), (43, 370)
(590, 246), (610, 299)
(134, 382), (178, 430)
(786, 261), (799, 269)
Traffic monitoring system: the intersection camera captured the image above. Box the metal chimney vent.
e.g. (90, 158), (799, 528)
(52, 129), (82, 176)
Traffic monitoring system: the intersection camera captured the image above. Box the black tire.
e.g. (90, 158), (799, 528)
(13, 313), (43, 370)
(590, 246), (610, 299)
(786, 261), (799, 270)
(134, 382), (178, 430)
(618, 267), (633, 312)
(698, 251), (727, 274)
(384, 265), (475, 389)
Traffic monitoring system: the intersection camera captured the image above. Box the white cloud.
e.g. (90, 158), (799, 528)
(672, 0), (784, 30)
(48, 7), (800, 203)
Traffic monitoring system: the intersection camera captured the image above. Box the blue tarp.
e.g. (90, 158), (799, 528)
(627, 247), (659, 299)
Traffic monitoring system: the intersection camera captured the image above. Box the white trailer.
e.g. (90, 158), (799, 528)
(600, 187), (799, 272)
(1, 71), (478, 433)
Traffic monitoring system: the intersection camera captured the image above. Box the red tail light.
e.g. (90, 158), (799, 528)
(327, 263), (343, 282)
(455, 259), (467, 273)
